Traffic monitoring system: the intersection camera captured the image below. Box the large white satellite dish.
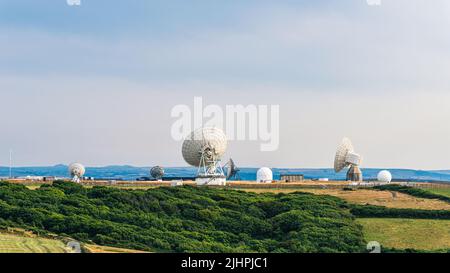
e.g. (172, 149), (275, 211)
(68, 163), (85, 183)
(182, 127), (227, 185)
(334, 138), (363, 182)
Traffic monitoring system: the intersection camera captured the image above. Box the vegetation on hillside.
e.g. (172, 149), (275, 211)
(0, 181), (366, 253)
(350, 204), (450, 219)
(374, 185), (450, 203)
(423, 188), (450, 198)
(357, 218), (450, 252)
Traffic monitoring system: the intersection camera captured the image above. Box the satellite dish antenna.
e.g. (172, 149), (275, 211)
(224, 158), (241, 180)
(68, 163), (85, 183)
(334, 138), (363, 182)
(182, 127), (227, 185)
(150, 166), (165, 181)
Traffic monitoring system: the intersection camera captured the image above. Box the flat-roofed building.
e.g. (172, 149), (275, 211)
(280, 174), (304, 182)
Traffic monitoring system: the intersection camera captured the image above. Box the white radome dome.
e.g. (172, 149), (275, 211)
(257, 167), (273, 183)
(377, 170), (392, 183)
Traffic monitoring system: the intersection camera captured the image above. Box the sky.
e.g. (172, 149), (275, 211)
(0, 0), (449, 169)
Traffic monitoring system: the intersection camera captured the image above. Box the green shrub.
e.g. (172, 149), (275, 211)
(374, 185), (450, 203)
(0, 182), (366, 253)
(351, 204), (450, 219)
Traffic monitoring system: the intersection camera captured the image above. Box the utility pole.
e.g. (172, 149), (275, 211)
(9, 149), (12, 179)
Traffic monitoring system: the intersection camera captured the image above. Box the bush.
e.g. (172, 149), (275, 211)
(350, 204), (450, 219)
(374, 185), (450, 203)
(0, 182), (367, 253)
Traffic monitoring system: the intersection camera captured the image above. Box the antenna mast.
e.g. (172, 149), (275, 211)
(9, 149), (12, 179)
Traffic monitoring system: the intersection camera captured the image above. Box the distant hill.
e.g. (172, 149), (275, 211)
(0, 166), (449, 182)
(433, 170), (450, 175)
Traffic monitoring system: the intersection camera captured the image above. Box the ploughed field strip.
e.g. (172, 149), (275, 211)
(0, 233), (70, 253)
(241, 188), (450, 211)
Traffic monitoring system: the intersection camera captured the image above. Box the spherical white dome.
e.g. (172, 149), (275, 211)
(182, 127), (228, 167)
(257, 167), (273, 183)
(377, 170), (392, 183)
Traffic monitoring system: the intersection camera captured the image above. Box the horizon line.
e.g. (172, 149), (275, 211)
(0, 165), (448, 172)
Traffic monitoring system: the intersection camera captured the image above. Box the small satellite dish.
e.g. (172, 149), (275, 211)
(150, 166), (165, 180)
(377, 170), (392, 183)
(334, 138), (363, 182)
(68, 163), (85, 183)
(224, 158), (241, 180)
(257, 167), (273, 183)
(182, 127), (227, 185)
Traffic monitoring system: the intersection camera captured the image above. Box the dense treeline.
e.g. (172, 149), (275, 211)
(374, 185), (450, 203)
(0, 181), (366, 253)
(351, 205), (450, 219)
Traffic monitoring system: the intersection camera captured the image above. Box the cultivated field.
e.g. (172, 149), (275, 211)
(422, 188), (450, 198)
(241, 188), (450, 210)
(0, 232), (148, 253)
(84, 244), (151, 253)
(357, 218), (450, 251)
(0, 233), (72, 253)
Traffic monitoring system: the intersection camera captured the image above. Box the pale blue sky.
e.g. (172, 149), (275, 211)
(0, 0), (449, 169)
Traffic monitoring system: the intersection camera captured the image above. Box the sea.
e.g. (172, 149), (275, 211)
(0, 165), (450, 183)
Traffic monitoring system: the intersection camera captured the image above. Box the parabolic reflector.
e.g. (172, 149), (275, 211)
(334, 137), (361, 172)
(68, 163), (85, 183)
(182, 127), (227, 167)
(225, 158), (241, 180)
(150, 166), (165, 180)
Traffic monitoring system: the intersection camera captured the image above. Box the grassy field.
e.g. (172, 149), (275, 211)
(84, 244), (151, 253)
(0, 232), (149, 253)
(422, 188), (450, 198)
(241, 188), (450, 210)
(357, 218), (450, 251)
(0, 233), (72, 253)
